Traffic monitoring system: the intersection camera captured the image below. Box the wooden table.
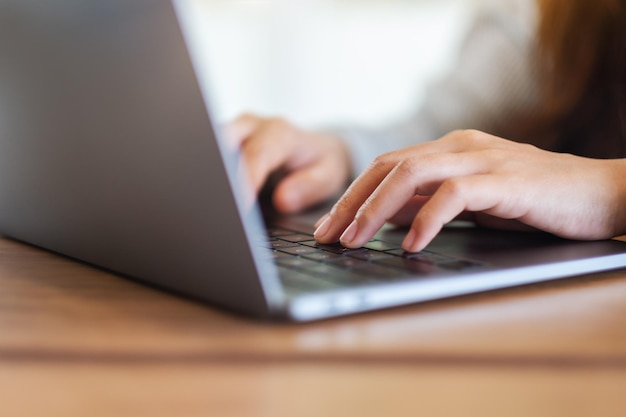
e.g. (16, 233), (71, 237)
(1, 235), (625, 416)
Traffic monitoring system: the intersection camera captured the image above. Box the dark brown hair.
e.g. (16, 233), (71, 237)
(536, 0), (626, 158)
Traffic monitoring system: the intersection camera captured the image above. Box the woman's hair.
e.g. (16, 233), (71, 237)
(536, 0), (626, 157)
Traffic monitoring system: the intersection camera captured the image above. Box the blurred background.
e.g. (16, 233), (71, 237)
(175, 0), (477, 129)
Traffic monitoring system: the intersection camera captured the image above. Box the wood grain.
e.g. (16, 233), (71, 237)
(1, 236), (625, 416)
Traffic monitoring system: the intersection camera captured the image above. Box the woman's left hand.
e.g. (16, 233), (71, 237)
(313, 129), (626, 252)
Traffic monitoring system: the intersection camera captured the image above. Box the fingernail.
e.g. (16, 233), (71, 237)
(340, 220), (359, 246)
(314, 215), (332, 240)
(402, 228), (418, 252)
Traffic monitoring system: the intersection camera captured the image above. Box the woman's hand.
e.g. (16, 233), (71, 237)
(314, 129), (626, 252)
(226, 114), (351, 213)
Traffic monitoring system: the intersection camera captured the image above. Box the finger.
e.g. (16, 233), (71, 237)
(273, 159), (345, 213)
(240, 119), (299, 195)
(313, 153), (397, 243)
(223, 113), (261, 150)
(340, 152), (487, 248)
(438, 129), (511, 153)
(403, 175), (511, 252)
(315, 135), (494, 244)
(314, 212), (331, 229)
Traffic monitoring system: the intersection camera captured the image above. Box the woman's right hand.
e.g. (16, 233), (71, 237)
(313, 129), (626, 253)
(225, 113), (352, 213)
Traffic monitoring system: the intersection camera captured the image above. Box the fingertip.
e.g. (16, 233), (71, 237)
(403, 226), (433, 253)
(401, 228), (419, 253)
(339, 220), (359, 247)
(313, 215), (333, 242)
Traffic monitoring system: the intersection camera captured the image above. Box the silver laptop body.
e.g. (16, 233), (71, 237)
(1, 0), (626, 321)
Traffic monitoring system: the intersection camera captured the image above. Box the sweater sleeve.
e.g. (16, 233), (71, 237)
(337, 0), (540, 177)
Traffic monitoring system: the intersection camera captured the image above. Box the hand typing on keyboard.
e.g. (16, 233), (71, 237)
(224, 114), (351, 214)
(313, 130), (626, 253)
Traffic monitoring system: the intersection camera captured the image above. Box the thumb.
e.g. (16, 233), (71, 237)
(273, 162), (343, 213)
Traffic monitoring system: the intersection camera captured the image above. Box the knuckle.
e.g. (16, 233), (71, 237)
(355, 196), (379, 224)
(462, 128), (483, 137)
(394, 157), (420, 179)
(446, 129), (466, 138)
(439, 129), (483, 147)
(241, 129), (263, 150)
(460, 129), (485, 145)
(518, 142), (538, 153)
(266, 117), (298, 143)
(444, 128), (485, 146)
(371, 152), (395, 169)
(267, 117), (289, 131)
(367, 152), (399, 176)
(441, 129), (468, 142)
(238, 112), (256, 120)
(440, 177), (467, 200)
(334, 193), (359, 213)
(233, 113), (248, 123)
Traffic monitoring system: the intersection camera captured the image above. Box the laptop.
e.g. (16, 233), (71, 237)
(1, 0), (626, 321)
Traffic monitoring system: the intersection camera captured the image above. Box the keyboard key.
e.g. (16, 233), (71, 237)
(276, 256), (318, 268)
(373, 257), (438, 275)
(315, 243), (368, 255)
(326, 256), (370, 268)
(278, 245), (320, 256)
(268, 240), (300, 249)
(302, 251), (343, 262)
(301, 263), (345, 275)
(263, 250), (291, 261)
(280, 233), (316, 243)
(347, 250), (395, 262)
(266, 225), (484, 292)
(385, 249), (453, 264)
(363, 240), (402, 252)
(268, 228), (297, 237)
(278, 268), (341, 292)
(349, 263), (411, 279)
(301, 264), (377, 285)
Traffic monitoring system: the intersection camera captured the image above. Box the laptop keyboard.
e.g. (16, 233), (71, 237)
(261, 227), (483, 292)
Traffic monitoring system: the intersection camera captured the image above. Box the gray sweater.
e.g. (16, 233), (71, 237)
(339, 0), (540, 176)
